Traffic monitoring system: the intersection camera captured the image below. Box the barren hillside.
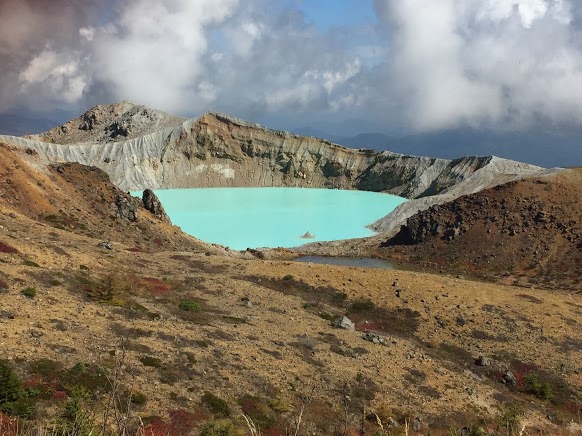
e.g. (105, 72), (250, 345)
(379, 169), (582, 291)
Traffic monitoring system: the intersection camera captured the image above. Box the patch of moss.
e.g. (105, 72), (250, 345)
(179, 300), (202, 312)
(21, 287), (36, 298)
(22, 260), (40, 268)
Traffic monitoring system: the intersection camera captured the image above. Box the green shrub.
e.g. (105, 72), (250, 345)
(317, 311), (335, 321)
(21, 287), (36, 298)
(70, 362), (86, 374)
(179, 300), (202, 312)
(22, 260), (40, 268)
(497, 404), (522, 435)
(29, 359), (60, 378)
(139, 356), (162, 368)
(282, 275), (294, 281)
(525, 373), (553, 400)
(349, 299), (375, 313)
(201, 392), (230, 417)
(0, 361), (33, 418)
(184, 352), (197, 365)
(268, 397), (291, 413)
(131, 391), (147, 405)
(0, 360), (22, 408)
(199, 419), (243, 436)
(63, 385), (93, 433)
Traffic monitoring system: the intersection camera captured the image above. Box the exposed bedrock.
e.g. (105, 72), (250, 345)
(0, 103), (552, 235)
(142, 188), (170, 223)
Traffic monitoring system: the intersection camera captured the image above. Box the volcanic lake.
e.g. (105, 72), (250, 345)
(133, 188), (407, 250)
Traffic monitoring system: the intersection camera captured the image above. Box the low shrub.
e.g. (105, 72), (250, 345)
(238, 395), (276, 429)
(525, 373), (553, 400)
(62, 385), (92, 434)
(349, 299), (375, 313)
(199, 419), (243, 436)
(0, 360), (34, 418)
(22, 260), (40, 268)
(131, 391), (147, 405)
(0, 242), (18, 254)
(179, 300), (202, 312)
(0, 360), (22, 409)
(21, 287), (36, 298)
(497, 404), (522, 435)
(201, 392), (230, 418)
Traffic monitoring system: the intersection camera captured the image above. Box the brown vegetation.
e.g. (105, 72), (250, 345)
(0, 144), (579, 434)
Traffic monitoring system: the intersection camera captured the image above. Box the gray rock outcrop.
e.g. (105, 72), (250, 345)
(112, 194), (138, 222)
(142, 189), (170, 222)
(331, 316), (355, 331)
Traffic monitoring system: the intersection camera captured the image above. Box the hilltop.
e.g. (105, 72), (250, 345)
(26, 101), (186, 144)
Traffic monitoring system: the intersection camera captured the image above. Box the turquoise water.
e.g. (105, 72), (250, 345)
(133, 188), (406, 250)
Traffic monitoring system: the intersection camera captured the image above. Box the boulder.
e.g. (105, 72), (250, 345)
(332, 316), (355, 331)
(362, 332), (387, 345)
(502, 370), (517, 385)
(98, 241), (113, 250)
(475, 356), (490, 366)
(112, 194), (137, 222)
(142, 189), (170, 222)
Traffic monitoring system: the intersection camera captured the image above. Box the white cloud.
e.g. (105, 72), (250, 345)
(85, 0), (239, 113)
(79, 27), (95, 41)
(19, 47), (87, 103)
(379, 0), (582, 131)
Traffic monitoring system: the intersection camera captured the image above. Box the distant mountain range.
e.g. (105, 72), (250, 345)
(1, 110), (579, 168)
(293, 127), (582, 168)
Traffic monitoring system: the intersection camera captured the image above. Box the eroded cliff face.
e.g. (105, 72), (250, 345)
(0, 107), (546, 203)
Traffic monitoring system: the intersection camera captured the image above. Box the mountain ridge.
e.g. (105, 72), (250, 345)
(0, 102), (550, 236)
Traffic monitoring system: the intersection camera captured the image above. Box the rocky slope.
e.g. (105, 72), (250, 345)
(1, 103), (546, 206)
(0, 144), (580, 434)
(379, 169), (582, 291)
(26, 101), (186, 144)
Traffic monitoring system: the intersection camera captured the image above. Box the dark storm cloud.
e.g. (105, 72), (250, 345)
(0, 0), (104, 111)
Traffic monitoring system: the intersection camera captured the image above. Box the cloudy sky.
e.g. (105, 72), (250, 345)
(1, 0), (582, 166)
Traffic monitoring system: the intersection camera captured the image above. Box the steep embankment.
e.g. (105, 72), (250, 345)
(1, 103), (545, 206)
(380, 169), (582, 291)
